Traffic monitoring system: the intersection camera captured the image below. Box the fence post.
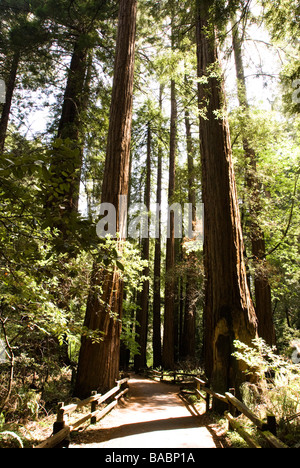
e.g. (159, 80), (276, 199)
(205, 383), (210, 412)
(53, 403), (65, 434)
(262, 414), (277, 436)
(229, 388), (237, 417)
(53, 402), (69, 448)
(91, 391), (98, 425)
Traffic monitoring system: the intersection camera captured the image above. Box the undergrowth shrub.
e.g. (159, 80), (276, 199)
(233, 338), (300, 446)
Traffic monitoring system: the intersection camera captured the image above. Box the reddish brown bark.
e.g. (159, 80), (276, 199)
(134, 123), (151, 371)
(232, 18), (276, 346)
(152, 87), (163, 369)
(74, 0), (137, 398)
(45, 39), (89, 232)
(162, 79), (177, 370)
(182, 109), (197, 361)
(196, 0), (258, 406)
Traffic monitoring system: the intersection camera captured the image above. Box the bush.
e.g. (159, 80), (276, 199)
(233, 338), (300, 446)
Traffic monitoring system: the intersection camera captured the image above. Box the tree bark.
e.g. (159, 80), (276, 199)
(231, 18), (276, 346)
(45, 38), (89, 232)
(134, 123), (151, 371)
(74, 0), (137, 398)
(162, 78), (177, 370)
(182, 108), (197, 361)
(0, 51), (20, 152)
(152, 86), (163, 369)
(196, 0), (258, 408)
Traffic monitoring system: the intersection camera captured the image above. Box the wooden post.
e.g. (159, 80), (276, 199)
(205, 383), (210, 412)
(263, 414), (277, 436)
(229, 388), (237, 417)
(53, 402), (70, 448)
(227, 390), (237, 432)
(53, 403), (65, 434)
(91, 391), (98, 425)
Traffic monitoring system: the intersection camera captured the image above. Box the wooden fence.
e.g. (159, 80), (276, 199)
(189, 376), (289, 449)
(36, 369), (290, 449)
(146, 369), (289, 448)
(147, 368), (197, 385)
(35, 377), (129, 449)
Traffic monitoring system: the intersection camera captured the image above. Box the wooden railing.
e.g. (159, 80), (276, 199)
(37, 368), (290, 449)
(147, 368), (197, 385)
(145, 369), (290, 448)
(35, 377), (129, 449)
(186, 376), (289, 449)
(146, 369), (288, 448)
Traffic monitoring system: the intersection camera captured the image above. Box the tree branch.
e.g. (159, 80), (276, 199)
(266, 174), (299, 257)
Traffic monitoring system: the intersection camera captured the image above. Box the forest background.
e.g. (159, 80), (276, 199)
(0, 0), (299, 447)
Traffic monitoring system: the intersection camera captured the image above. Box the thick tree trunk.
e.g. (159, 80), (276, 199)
(162, 79), (177, 370)
(232, 18), (276, 346)
(196, 0), (258, 407)
(152, 87), (163, 369)
(74, 0), (137, 398)
(134, 123), (151, 371)
(0, 51), (20, 152)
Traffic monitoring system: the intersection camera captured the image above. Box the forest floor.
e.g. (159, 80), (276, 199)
(70, 374), (230, 449)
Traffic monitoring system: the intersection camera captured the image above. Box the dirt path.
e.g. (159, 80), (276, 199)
(71, 374), (227, 449)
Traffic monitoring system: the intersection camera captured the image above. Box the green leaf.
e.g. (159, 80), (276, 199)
(116, 260), (125, 271)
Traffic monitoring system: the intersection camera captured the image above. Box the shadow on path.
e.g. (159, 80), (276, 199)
(71, 374), (227, 449)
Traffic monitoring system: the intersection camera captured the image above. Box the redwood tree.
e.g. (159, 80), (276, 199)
(231, 16), (276, 346)
(162, 78), (177, 370)
(152, 86), (163, 369)
(43, 1), (113, 235)
(44, 39), (90, 241)
(181, 107), (197, 361)
(134, 123), (151, 372)
(74, 0), (137, 398)
(196, 0), (258, 405)
(0, 4), (50, 152)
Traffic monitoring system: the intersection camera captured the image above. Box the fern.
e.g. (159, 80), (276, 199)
(0, 431), (24, 449)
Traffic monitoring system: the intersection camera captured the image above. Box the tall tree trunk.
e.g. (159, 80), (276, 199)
(231, 18), (276, 346)
(196, 0), (258, 407)
(178, 275), (186, 359)
(152, 86), (163, 368)
(45, 38), (89, 233)
(0, 51), (20, 152)
(182, 108), (197, 361)
(74, 0), (137, 398)
(173, 237), (181, 363)
(134, 123), (151, 371)
(162, 78), (177, 370)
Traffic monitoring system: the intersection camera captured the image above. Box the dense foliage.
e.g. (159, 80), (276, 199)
(0, 0), (299, 447)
